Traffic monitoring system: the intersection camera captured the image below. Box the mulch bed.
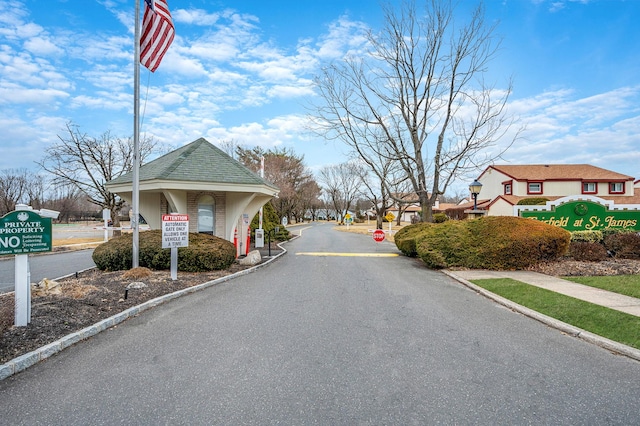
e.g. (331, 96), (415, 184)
(0, 264), (254, 365)
(2, 257), (640, 366)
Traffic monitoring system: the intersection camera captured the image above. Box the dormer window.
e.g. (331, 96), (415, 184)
(527, 181), (543, 194)
(582, 182), (597, 194)
(609, 182), (624, 194)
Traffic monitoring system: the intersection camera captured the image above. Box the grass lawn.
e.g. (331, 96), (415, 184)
(471, 278), (640, 350)
(563, 275), (640, 299)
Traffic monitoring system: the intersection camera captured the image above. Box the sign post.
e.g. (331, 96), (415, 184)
(162, 214), (189, 280)
(0, 205), (57, 326)
(344, 213), (352, 228)
(385, 212), (395, 234)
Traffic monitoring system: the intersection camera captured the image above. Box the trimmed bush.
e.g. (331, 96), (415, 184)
(517, 198), (550, 205)
(568, 241), (608, 261)
(412, 216), (570, 270)
(394, 222), (434, 257)
(604, 232), (640, 259)
(570, 230), (604, 244)
(433, 213), (449, 223)
(93, 230), (236, 272)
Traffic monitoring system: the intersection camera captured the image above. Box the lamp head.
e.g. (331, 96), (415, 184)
(469, 180), (483, 195)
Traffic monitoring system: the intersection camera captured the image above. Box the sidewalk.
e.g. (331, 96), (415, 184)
(445, 270), (640, 317)
(443, 269), (640, 361)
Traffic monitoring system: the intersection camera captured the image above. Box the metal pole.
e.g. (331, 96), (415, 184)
(132, 0), (141, 268)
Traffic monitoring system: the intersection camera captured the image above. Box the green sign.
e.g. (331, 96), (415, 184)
(519, 200), (640, 232)
(0, 210), (53, 255)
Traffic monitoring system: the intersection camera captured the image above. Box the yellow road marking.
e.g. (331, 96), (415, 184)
(296, 252), (399, 257)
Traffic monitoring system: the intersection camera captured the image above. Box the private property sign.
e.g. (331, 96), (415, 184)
(162, 214), (189, 248)
(515, 196), (640, 232)
(0, 210), (52, 255)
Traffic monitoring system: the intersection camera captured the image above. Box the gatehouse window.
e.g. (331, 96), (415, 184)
(197, 195), (215, 235)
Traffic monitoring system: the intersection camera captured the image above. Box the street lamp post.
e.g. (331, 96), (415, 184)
(469, 180), (483, 211)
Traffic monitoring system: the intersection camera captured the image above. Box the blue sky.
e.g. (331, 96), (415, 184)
(1, 0), (639, 194)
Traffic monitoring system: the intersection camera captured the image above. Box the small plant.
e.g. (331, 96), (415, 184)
(433, 213), (449, 223)
(123, 267), (153, 280)
(568, 241), (608, 261)
(0, 295), (13, 334)
(604, 232), (640, 259)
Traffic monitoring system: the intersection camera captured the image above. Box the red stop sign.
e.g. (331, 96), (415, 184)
(372, 229), (386, 242)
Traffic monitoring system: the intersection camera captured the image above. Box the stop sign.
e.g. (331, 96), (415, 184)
(372, 229), (386, 242)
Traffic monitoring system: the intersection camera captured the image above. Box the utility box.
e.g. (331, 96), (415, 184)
(255, 229), (264, 248)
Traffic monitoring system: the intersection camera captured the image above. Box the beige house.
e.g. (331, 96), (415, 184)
(469, 164), (639, 216)
(106, 138), (279, 255)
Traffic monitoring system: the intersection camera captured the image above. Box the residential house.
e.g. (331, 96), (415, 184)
(469, 164), (639, 216)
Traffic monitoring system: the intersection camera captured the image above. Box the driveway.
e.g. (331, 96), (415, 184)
(1, 222), (639, 424)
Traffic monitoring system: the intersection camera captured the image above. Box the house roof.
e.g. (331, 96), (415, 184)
(482, 188), (640, 208)
(107, 138), (278, 191)
(481, 164), (634, 182)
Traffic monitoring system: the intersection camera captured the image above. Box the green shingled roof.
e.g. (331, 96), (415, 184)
(107, 138), (277, 189)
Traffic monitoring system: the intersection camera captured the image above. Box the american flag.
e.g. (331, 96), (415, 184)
(140, 0), (175, 72)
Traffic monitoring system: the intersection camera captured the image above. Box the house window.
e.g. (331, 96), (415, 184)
(527, 182), (543, 194)
(197, 195), (215, 235)
(503, 181), (512, 195)
(582, 182), (597, 194)
(609, 182), (624, 194)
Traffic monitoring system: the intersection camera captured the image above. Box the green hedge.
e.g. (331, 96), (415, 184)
(93, 230), (236, 272)
(516, 197), (550, 205)
(397, 216), (571, 270)
(394, 222), (434, 257)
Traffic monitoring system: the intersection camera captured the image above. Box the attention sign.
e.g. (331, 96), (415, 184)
(162, 214), (189, 248)
(0, 210), (52, 255)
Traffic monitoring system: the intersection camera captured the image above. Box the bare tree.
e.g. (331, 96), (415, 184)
(236, 146), (317, 223)
(0, 169), (27, 215)
(356, 163), (393, 229)
(218, 139), (242, 159)
(312, 0), (518, 222)
(37, 122), (157, 226)
(318, 162), (363, 224)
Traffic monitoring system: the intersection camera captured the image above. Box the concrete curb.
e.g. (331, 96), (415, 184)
(442, 270), (640, 363)
(0, 243), (289, 381)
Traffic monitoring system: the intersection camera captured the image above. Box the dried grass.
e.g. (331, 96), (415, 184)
(0, 295), (13, 334)
(122, 267), (153, 280)
(61, 282), (99, 300)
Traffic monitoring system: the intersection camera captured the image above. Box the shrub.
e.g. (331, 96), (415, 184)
(394, 222), (434, 257)
(568, 241), (608, 261)
(413, 216), (570, 270)
(433, 213), (449, 223)
(93, 230), (236, 272)
(517, 198), (550, 205)
(570, 230), (603, 244)
(250, 202), (291, 242)
(604, 232), (640, 259)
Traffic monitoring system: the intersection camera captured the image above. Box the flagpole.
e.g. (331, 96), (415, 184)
(132, 0), (141, 268)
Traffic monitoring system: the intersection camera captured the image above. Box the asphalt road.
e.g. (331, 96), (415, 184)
(0, 249), (96, 293)
(1, 222), (639, 424)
